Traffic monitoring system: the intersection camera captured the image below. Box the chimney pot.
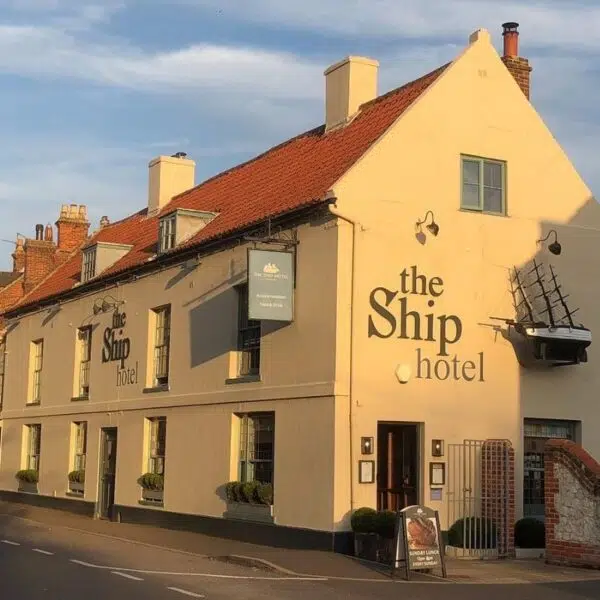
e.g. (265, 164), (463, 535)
(55, 203), (90, 252)
(44, 224), (53, 242)
(502, 21), (520, 57)
(35, 224), (43, 240)
(100, 216), (110, 228)
(324, 56), (379, 131)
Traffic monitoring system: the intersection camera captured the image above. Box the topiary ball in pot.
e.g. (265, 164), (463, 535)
(351, 507), (378, 534)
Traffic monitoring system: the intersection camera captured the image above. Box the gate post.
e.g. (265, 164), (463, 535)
(481, 439), (515, 557)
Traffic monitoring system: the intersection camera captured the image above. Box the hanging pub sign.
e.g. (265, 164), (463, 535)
(391, 505), (447, 580)
(247, 249), (294, 322)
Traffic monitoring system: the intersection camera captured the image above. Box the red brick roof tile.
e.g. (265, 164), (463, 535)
(12, 63), (449, 312)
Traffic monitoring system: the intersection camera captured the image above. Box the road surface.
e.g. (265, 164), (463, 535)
(2, 511), (600, 599)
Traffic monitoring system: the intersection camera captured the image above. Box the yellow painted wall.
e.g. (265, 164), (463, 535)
(330, 29), (600, 530)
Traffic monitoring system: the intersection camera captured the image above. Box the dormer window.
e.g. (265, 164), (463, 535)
(82, 246), (96, 282)
(159, 214), (176, 253)
(157, 209), (219, 255)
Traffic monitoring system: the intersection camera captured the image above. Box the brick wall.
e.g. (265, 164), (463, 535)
(481, 439), (515, 557)
(545, 439), (600, 569)
(56, 204), (90, 253)
(23, 239), (56, 294)
(502, 56), (532, 99)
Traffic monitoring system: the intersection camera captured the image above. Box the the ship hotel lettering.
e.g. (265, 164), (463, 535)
(101, 310), (138, 386)
(368, 265), (484, 382)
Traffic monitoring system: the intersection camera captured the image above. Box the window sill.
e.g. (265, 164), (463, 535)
(138, 500), (164, 508)
(225, 375), (262, 385)
(25, 401), (41, 407)
(66, 491), (85, 499)
(459, 208), (508, 218)
(142, 385), (170, 394)
(71, 396), (90, 402)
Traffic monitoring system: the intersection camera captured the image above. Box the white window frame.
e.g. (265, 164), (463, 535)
(73, 421), (87, 471)
(29, 340), (43, 404)
(148, 417), (166, 475)
(238, 412), (274, 485)
(82, 246), (97, 282)
(237, 284), (261, 377)
(460, 155), (507, 215)
(26, 424), (41, 471)
(77, 327), (92, 398)
(152, 306), (171, 387)
(158, 215), (176, 253)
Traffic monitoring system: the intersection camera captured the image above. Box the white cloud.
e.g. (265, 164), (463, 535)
(181, 0), (600, 53)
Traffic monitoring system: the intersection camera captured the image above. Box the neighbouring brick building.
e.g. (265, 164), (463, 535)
(0, 22), (598, 555)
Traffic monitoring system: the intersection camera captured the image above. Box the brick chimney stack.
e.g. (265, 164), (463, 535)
(501, 22), (532, 99)
(55, 204), (90, 253)
(11, 237), (25, 273)
(23, 223), (57, 293)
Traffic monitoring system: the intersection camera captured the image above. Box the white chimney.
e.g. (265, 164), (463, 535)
(324, 56), (379, 132)
(148, 153), (196, 214)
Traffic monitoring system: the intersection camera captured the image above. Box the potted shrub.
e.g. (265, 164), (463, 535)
(447, 516), (498, 557)
(137, 472), (164, 504)
(223, 480), (274, 523)
(514, 517), (545, 558)
(16, 469), (39, 493)
(351, 507), (379, 561)
(67, 469), (85, 495)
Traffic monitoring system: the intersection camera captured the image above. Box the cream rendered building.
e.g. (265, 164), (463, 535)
(0, 24), (598, 552)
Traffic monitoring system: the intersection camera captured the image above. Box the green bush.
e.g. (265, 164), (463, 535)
(68, 470), (85, 484)
(137, 472), (164, 491)
(256, 482), (273, 506)
(225, 481), (239, 502)
(15, 469), (38, 484)
(350, 507), (378, 534)
(240, 481), (261, 503)
(373, 510), (396, 539)
(448, 517), (498, 549)
(514, 517), (545, 548)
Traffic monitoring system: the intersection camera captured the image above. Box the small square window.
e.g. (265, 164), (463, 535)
(461, 156), (506, 215)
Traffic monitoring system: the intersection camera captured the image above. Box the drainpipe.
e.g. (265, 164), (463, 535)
(327, 194), (361, 518)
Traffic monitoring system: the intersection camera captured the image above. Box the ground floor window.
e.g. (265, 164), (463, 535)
(239, 412), (274, 484)
(147, 417), (166, 475)
(26, 424), (41, 471)
(523, 418), (579, 519)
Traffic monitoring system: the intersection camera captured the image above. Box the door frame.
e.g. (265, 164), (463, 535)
(97, 427), (118, 520)
(376, 421), (423, 511)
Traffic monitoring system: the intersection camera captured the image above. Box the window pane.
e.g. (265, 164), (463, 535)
(462, 159), (480, 185)
(483, 161), (503, 188)
(462, 183), (480, 209)
(483, 187), (503, 213)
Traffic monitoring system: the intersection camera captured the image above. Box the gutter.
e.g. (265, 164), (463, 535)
(327, 193), (360, 517)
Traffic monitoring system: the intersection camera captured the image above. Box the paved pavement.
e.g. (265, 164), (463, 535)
(2, 502), (600, 598)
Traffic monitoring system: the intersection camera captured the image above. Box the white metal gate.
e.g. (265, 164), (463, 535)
(447, 440), (512, 559)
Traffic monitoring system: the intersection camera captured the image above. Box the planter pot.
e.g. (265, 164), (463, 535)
(18, 481), (38, 494)
(69, 482), (85, 494)
(142, 489), (164, 503)
(353, 533), (395, 564)
(223, 502), (274, 524)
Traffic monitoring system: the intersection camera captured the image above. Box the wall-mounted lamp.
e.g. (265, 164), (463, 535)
(415, 210), (439, 243)
(536, 229), (561, 256)
(432, 439), (444, 457)
(92, 295), (125, 315)
(361, 437), (374, 455)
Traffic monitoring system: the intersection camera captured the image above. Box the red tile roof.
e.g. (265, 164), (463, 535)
(12, 62), (449, 312)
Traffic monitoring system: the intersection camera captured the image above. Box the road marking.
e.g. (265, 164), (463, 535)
(167, 587), (205, 598)
(1, 540), (20, 546)
(33, 548), (54, 555)
(70, 559), (97, 567)
(111, 571), (144, 581)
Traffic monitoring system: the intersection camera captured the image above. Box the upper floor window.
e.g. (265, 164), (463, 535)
(158, 215), (176, 253)
(237, 284), (260, 377)
(25, 424), (41, 471)
(28, 340), (43, 404)
(152, 306), (171, 387)
(461, 156), (506, 215)
(82, 246), (97, 282)
(77, 327), (92, 398)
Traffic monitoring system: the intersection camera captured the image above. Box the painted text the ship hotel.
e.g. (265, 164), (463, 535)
(0, 23), (598, 551)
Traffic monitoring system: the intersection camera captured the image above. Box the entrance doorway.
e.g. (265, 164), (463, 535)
(98, 428), (118, 520)
(377, 423), (419, 511)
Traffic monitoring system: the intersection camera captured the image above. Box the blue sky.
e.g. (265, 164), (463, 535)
(0, 1), (598, 269)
